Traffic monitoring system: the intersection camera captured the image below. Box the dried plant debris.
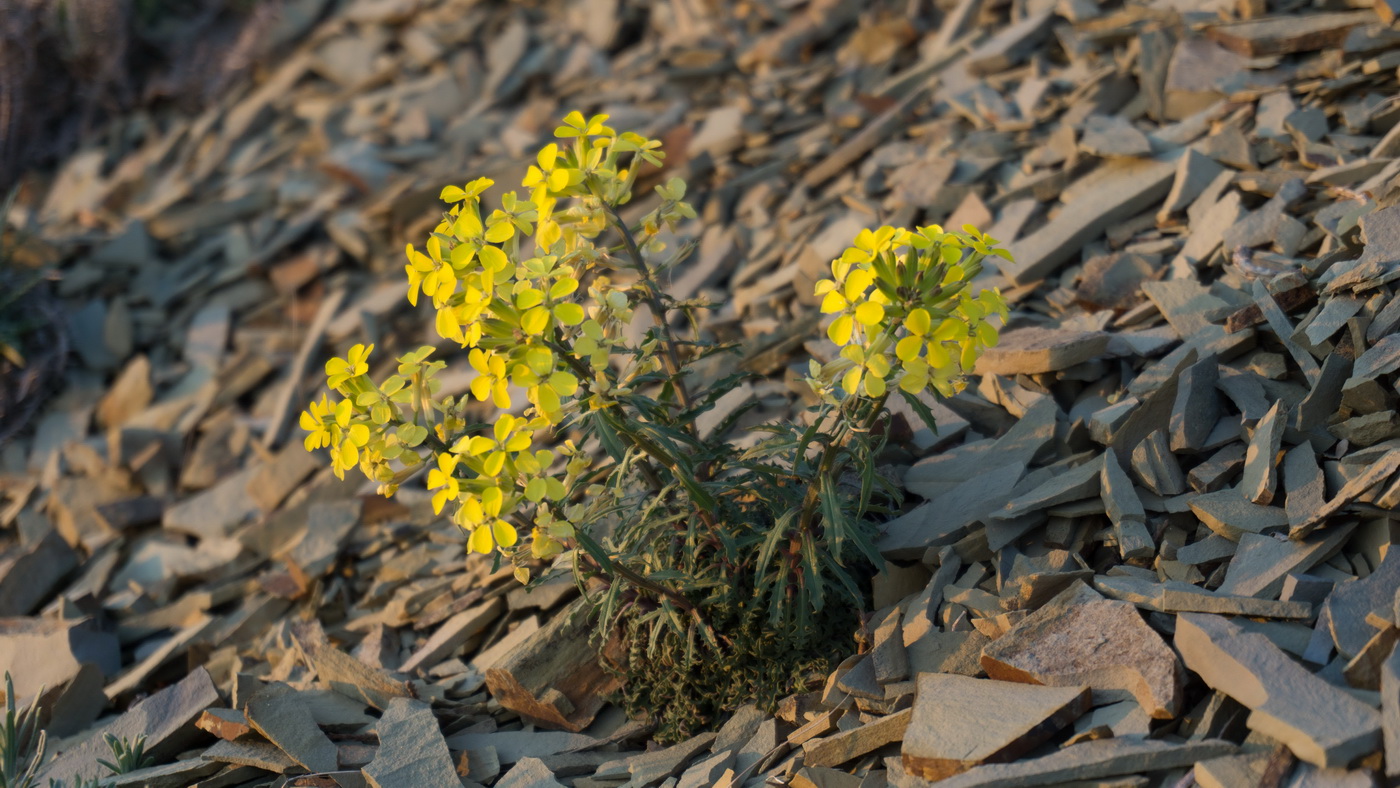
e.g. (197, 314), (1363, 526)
(6, 0), (1400, 784)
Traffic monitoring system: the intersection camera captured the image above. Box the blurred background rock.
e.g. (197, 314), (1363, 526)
(0, 0), (292, 192)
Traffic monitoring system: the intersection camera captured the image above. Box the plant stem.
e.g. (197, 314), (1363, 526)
(795, 392), (889, 535)
(604, 204), (696, 417)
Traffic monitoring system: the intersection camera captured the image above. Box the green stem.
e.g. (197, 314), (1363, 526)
(602, 203), (696, 417)
(796, 392), (889, 535)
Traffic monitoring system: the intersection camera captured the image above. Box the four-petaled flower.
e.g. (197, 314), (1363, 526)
(299, 394), (340, 451)
(839, 344), (892, 398)
(523, 144), (573, 194)
(554, 111), (614, 139)
(326, 344), (372, 390)
(331, 419), (369, 480)
(405, 237), (454, 308)
(468, 349), (512, 409)
(453, 414), (535, 478)
(427, 452), (461, 515)
(458, 487), (518, 554)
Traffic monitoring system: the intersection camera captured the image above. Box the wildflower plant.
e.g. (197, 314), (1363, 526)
(302, 112), (1009, 739)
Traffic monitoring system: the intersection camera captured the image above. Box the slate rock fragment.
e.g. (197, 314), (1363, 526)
(1175, 612), (1381, 767)
(980, 582), (1183, 718)
(901, 673), (1090, 780)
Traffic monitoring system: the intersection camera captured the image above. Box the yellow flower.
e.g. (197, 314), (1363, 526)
(816, 267), (877, 345)
(405, 239), (454, 308)
(468, 349), (511, 409)
(454, 414), (535, 477)
(839, 344), (892, 398)
(554, 111), (614, 139)
(331, 419), (370, 480)
(522, 144), (572, 194)
(326, 343), (373, 389)
(439, 177), (494, 204)
(574, 319), (612, 370)
(427, 452), (461, 515)
(299, 394), (337, 451)
(458, 487), (518, 554)
(895, 309), (926, 358)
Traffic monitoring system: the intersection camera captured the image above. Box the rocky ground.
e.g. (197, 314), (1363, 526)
(6, 0), (1400, 785)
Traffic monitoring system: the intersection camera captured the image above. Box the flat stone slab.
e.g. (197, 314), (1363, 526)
(924, 737), (1236, 788)
(1175, 612), (1381, 767)
(1094, 574), (1312, 619)
(363, 698), (460, 788)
(975, 328), (1109, 375)
(1216, 524), (1355, 599)
(902, 674), (1090, 780)
(980, 582), (1183, 718)
(1188, 488), (1289, 541)
(804, 708), (911, 768)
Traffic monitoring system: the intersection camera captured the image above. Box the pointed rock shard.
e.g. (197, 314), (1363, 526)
(995, 456), (1102, 520)
(364, 698), (461, 788)
(1131, 429), (1186, 496)
(1079, 115), (1152, 158)
(1324, 549), (1400, 659)
(1290, 449), (1400, 538)
(1143, 279), (1230, 340)
(1241, 401), (1286, 505)
(980, 582), (1183, 719)
(1282, 446), (1326, 530)
(290, 619), (412, 711)
(1101, 449), (1153, 560)
(870, 607), (908, 685)
(880, 463), (1025, 558)
(1169, 355), (1219, 452)
(484, 597), (619, 732)
(901, 674), (1090, 780)
(495, 755), (565, 788)
(243, 682), (338, 774)
(400, 598), (503, 673)
(1175, 613), (1381, 767)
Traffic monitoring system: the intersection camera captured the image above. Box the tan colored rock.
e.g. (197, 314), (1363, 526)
(928, 737), (1236, 788)
(901, 674), (1090, 780)
(1175, 613), (1381, 767)
(975, 328), (1109, 375)
(980, 582), (1183, 719)
(802, 707), (910, 768)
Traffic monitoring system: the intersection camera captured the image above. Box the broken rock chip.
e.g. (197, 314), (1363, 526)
(1175, 612), (1381, 767)
(901, 673), (1090, 780)
(1323, 548), (1400, 659)
(803, 707), (911, 768)
(980, 582), (1183, 719)
(363, 697), (461, 788)
(243, 681), (339, 774)
(975, 328), (1108, 375)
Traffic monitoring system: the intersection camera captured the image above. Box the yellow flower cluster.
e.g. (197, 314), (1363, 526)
(811, 225), (1011, 400)
(301, 112), (693, 576)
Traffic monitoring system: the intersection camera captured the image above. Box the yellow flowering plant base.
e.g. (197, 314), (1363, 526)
(301, 112), (1011, 740)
